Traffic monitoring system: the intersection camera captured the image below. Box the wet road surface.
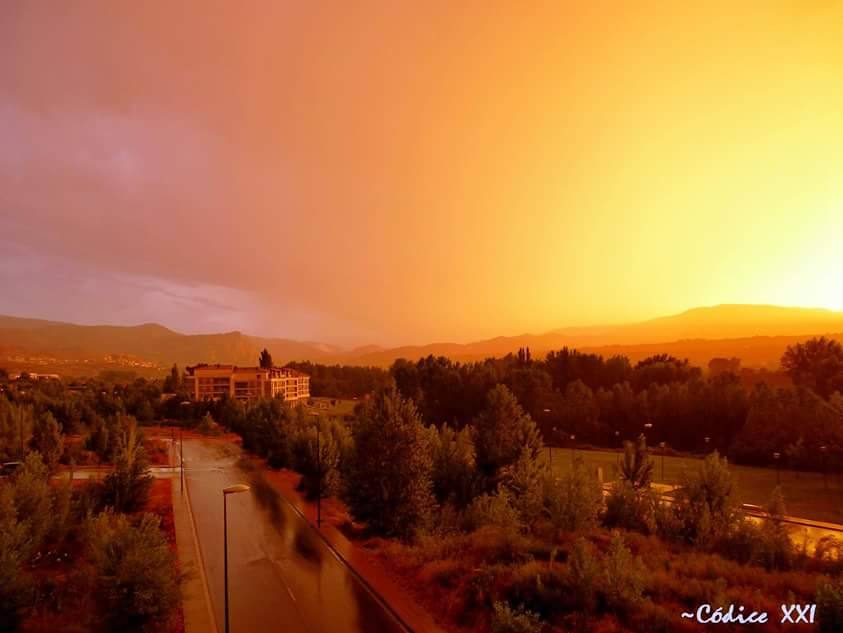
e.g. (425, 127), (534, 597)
(183, 439), (406, 633)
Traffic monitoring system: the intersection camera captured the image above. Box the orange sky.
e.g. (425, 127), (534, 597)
(1, 2), (842, 345)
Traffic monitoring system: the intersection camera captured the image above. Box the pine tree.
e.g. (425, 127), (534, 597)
(259, 348), (274, 369)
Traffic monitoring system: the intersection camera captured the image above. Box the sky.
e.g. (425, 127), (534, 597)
(1, 1), (843, 347)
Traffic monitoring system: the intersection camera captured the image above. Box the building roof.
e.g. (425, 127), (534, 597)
(185, 364), (309, 378)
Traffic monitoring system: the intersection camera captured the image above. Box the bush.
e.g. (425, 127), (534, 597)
(0, 486), (33, 632)
(505, 559), (567, 619)
(87, 512), (181, 631)
(501, 449), (546, 525)
(617, 435), (653, 490)
(542, 458), (602, 532)
(490, 601), (543, 633)
(667, 451), (740, 547)
(10, 451), (53, 558)
(100, 419), (152, 513)
(817, 574), (843, 633)
(291, 417), (349, 499)
(755, 487), (794, 570)
(603, 483), (657, 534)
(428, 423), (478, 507)
(474, 385), (543, 486)
(567, 537), (600, 613)
(196, 412), (222, 436)
(464, 489), (524, 535)
(32, 411), (63, 472)
(599, 531), (646, 613)
(238, 398), (298, 466)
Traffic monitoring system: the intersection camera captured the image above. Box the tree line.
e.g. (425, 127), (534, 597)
(0, 380), (180, 631)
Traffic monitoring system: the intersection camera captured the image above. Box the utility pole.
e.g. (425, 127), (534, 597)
(316, 419), (321, 528)
(18, 407), (24, 459)
(180, 427), (184, 493)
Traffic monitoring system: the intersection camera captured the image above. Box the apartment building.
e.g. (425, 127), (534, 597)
(183, 364), (310, 402)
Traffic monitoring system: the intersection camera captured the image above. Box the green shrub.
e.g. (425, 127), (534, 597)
(817, 574), (843, 633)
(755, 487), (794, 570)
(428, 423), (478, 508)
(0, 486), (33, 632)
(501, 449), (546, 525)
(87, 512), (181, 632)
(32, 411), (63, 472)
(603, 483), (657, 534)
(567, 537), (600, 613)
(542, 458), (602, 532)
(10, 451), (53, 558)
(599, 531), (646, 613)
(196, 412), (222, 436)
(490, 601), (543, 633)
(617, 434), (653, 490)
(714, 516), (761, 564)
(99, 420), (152, 513)
(464, 489), (524, 535)
(668, 451), (740, 546)
(292, 417), (349, 499)
(814, 536), (843, 569)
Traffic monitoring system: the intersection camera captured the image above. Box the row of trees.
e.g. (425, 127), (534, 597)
(3, 335), (842, 473)
(220, 383), (843, 583)
(0, 383), (179, 631)
(1, 425), (176, 631)
(386, 339), (843, 469)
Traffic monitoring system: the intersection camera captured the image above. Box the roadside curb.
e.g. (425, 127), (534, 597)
(179, 446), (221, 633)
(270, 480), (418, 633)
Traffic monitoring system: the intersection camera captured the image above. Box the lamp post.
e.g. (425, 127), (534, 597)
(820, 445), (828, 489)
(643, 422), (653, 444)
(614, 430), (620, 449)
(316, 419), (321, 528)
(570, 434), (576, 464)
(223, 484), (250, 633)
(659, 441), (666, 483)
(704, 436), (710, 454)
(180, 427), (184, 493)
(18, 407), (24, 459)
(773, 452), (781, 486)
(309, 412), (322, 528)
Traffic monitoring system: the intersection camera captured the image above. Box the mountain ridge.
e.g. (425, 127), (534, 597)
(2, 304), (843, 372)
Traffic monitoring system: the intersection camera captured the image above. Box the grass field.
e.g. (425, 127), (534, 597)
(304, 396), (359, 417)
(546, 446), (843, 524)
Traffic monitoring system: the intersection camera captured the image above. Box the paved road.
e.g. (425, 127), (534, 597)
(183, 439), (406, 633)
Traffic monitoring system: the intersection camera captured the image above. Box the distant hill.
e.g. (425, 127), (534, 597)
(344, 305), (843, 366)
(2, 304), (843, 374)
(0, 316), (343, 371)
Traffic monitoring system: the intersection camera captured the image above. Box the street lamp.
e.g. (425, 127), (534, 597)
(179, 427), (185, 493)
(18, 407), (24, 459)
(316, 419), (321, 528)
(308, 412), (322, 528)
(659, 441), (666, 483)
(704, 436), (710, 453)
(820, 445), (828, 489)
(570, 434), (576, 464)
(223, 484), (250, 633)
(773, 452), (781, 486)
(643, 423), (653, 444)
(614, 430), (620, 449)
